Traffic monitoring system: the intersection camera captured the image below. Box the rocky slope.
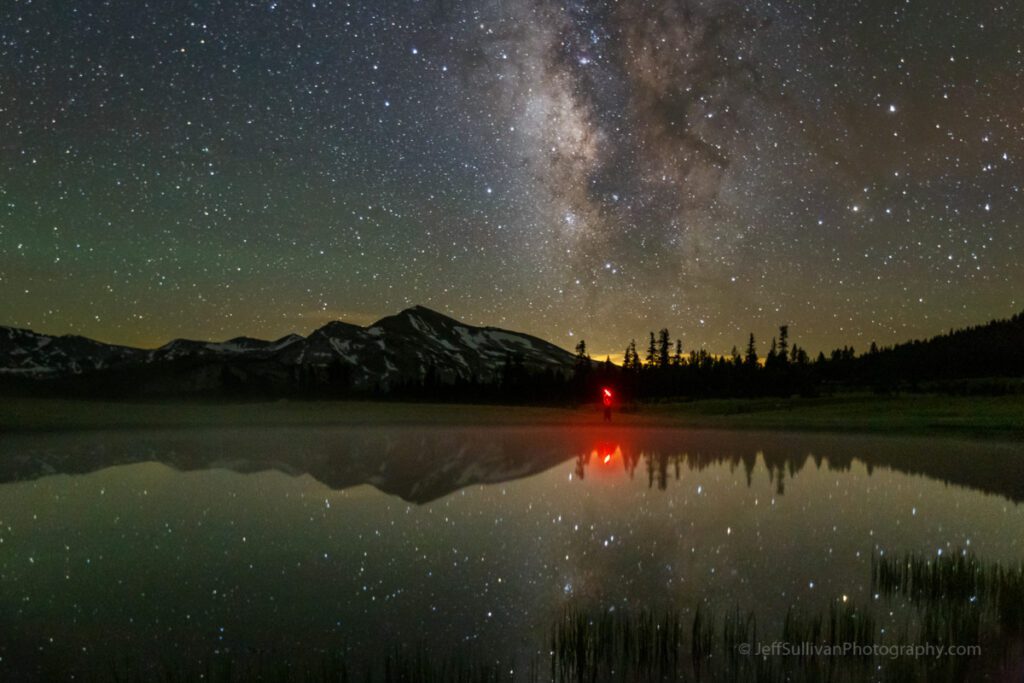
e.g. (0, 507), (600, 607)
(0, 306), (577, 394)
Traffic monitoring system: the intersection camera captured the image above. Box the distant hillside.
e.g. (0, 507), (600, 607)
(818, 311), (1024, 391)
(0, 306), (577, 398)
(3, 308), (1021, 402)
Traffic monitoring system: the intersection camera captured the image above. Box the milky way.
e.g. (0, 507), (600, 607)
(1, 0), (1021, 356)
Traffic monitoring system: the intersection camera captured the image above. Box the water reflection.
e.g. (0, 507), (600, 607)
(0, 426), (583, 504)
(571, 432), (1024, 502)
(2, 427), (1022, 503)
(0, 427), (1022, 680)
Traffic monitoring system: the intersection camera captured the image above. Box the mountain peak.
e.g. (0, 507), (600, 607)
(1, 306), (578, 391)
(372, 305), (461, 333)
(398, 304), (455, 321)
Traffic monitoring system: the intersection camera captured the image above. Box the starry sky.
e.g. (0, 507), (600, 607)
(1, 0), (1022, 356)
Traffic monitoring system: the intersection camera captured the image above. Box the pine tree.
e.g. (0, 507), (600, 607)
(745, 333), (758, 366)
(646, 332), (657, 367)
(777, 325), (789, 364)
(574, 339), (589, 367)
(793, 346), (809, 365)
(623, 342), (634, 369)
(657, 328), (671, 368)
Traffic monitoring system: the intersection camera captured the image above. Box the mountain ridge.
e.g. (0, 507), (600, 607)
(0, 306), (578, 396)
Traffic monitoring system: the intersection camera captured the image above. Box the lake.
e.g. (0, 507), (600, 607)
(1, 426), (1022, 680)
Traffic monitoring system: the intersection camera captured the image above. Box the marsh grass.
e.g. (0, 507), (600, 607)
(548, 600), (884, 682)
(872, 550), (1024, 637)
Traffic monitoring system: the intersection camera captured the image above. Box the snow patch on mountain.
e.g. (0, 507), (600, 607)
(0, 306), (577, 391)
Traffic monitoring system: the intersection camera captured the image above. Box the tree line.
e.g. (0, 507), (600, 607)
(5, 312), (1021, 403)
(568, 311), (1024, 402)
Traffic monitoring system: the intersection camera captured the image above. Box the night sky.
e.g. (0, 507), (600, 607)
(1, 0), (1021, 357)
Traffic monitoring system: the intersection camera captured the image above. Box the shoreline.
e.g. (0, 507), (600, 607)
(2, 394), (1023, 441)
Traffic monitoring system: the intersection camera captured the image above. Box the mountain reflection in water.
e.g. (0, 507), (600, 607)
(1, 426), (1021, 504)
(1, 426), (1023, 681)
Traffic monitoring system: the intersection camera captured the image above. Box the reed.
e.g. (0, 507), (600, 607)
(872, 550), (1024, 634)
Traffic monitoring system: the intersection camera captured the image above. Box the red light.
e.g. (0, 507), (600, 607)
(602, 388), (612, 397)
(590, 444), (622, 469)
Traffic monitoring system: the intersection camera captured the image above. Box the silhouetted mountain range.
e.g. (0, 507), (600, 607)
(4, 308), (1023, 400)
(0, 306), (576, 397)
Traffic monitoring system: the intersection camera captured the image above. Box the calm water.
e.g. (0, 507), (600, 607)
(0, 426), (1022, 679)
